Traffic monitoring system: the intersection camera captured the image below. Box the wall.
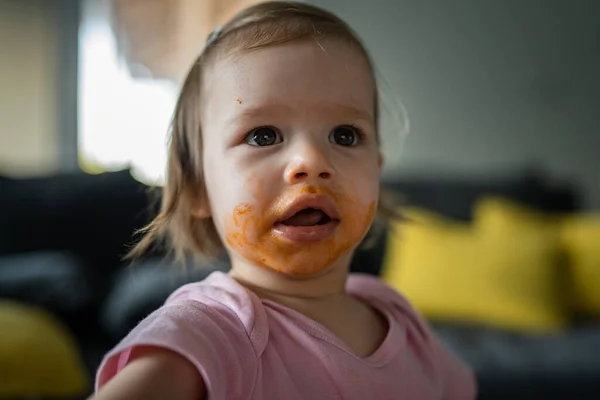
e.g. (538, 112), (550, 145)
(0, 0), (61, 176)
(1, 0), (597, 207)
(311, 0), (600, 209)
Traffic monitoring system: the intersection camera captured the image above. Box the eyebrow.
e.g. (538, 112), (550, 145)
(227, 102), (374, 125)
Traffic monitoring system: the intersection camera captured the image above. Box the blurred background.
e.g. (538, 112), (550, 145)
(0, 0), (598, 399)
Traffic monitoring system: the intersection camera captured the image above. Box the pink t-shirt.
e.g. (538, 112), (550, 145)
(96, 272), (477, 399)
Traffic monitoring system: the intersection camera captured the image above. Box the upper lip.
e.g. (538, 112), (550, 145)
(276, 194), (341, 223)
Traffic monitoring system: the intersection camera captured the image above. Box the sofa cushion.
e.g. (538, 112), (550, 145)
(0, 300), (89, 398)
(382, 172), (578, 222)
(0, 251), (93, 315)
(381, 198), (567, 332)
(560, 214), (600, 317)
(101, 257), (230, 339)
(0, 170), (153, 268)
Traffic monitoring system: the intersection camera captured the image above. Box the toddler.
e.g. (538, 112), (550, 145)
(92, 1), (477, 399)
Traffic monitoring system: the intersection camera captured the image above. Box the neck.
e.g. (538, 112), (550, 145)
(229, 253), (353, 300)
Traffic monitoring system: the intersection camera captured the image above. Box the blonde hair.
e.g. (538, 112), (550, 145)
(129, 1), (401, 262)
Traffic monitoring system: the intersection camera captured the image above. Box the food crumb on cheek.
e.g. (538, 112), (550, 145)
(236, 97), (242, 104)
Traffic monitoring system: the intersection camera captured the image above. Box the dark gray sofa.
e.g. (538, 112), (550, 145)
(1, 169), (599, 399)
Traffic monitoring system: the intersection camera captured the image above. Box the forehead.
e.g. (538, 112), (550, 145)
(201, 39), (376, 125)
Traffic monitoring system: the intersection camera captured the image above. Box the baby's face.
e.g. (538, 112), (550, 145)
(199, 39), (381, 277)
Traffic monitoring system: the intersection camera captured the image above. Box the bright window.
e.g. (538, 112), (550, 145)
(78, 0), (177, 185)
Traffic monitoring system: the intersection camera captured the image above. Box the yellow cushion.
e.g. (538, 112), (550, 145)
(0, 300), (89, 398)
(474, 197), (566, 329)
(382, 208), (483, 320)
(560, 214), (600, 316)
(381, 198), (567, 332)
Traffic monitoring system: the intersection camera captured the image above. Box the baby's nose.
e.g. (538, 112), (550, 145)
(290, 170), (331, 181)
(284, 146), (334, 184)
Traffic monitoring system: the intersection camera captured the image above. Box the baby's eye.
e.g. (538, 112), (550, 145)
(329, 125), (362, 147)
(245, 126), (282, 147)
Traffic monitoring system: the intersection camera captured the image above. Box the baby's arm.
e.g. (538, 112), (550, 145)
(90, 346), (206, 400)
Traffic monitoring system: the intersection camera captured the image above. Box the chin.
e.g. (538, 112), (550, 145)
(267, 251), (353, 280)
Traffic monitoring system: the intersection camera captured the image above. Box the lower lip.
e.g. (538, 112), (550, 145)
(273, 220), (339, 243)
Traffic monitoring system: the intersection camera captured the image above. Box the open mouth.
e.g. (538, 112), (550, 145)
(273, 195), (340, 243)
(280, 207), (334, 227)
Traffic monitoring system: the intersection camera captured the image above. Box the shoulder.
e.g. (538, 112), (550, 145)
(347, 274), (477, 399)
(96, 271), (267, 398)
(167, 271), (267, 332)
(157, 271), (268, 349)
(347, 273), (418, 317)
(348, 274), (432, 338)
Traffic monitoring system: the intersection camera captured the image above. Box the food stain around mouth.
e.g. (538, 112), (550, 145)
(223, 182), (376, 276)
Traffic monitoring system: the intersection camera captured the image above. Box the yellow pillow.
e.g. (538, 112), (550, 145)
(382, 208), (484, 321)
(560, 214), (600, 316)
(0, 301), (89, 398)
(474, 197), (566, 329)
(382, 199), (567, 332)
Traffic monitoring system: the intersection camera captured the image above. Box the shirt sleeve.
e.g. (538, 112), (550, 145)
(95, 299), (257, 399)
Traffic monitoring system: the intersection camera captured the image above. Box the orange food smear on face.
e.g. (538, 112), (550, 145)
(224, 184), (376, 276)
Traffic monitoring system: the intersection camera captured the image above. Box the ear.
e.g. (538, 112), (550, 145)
(190, 201), (211, 219)
(189, 187), (211, 219)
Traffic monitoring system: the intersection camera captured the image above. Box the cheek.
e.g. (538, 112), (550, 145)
(207, 170), (275, 243)
(202, 156), (242, 233)
(344, 157), (380, 204)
